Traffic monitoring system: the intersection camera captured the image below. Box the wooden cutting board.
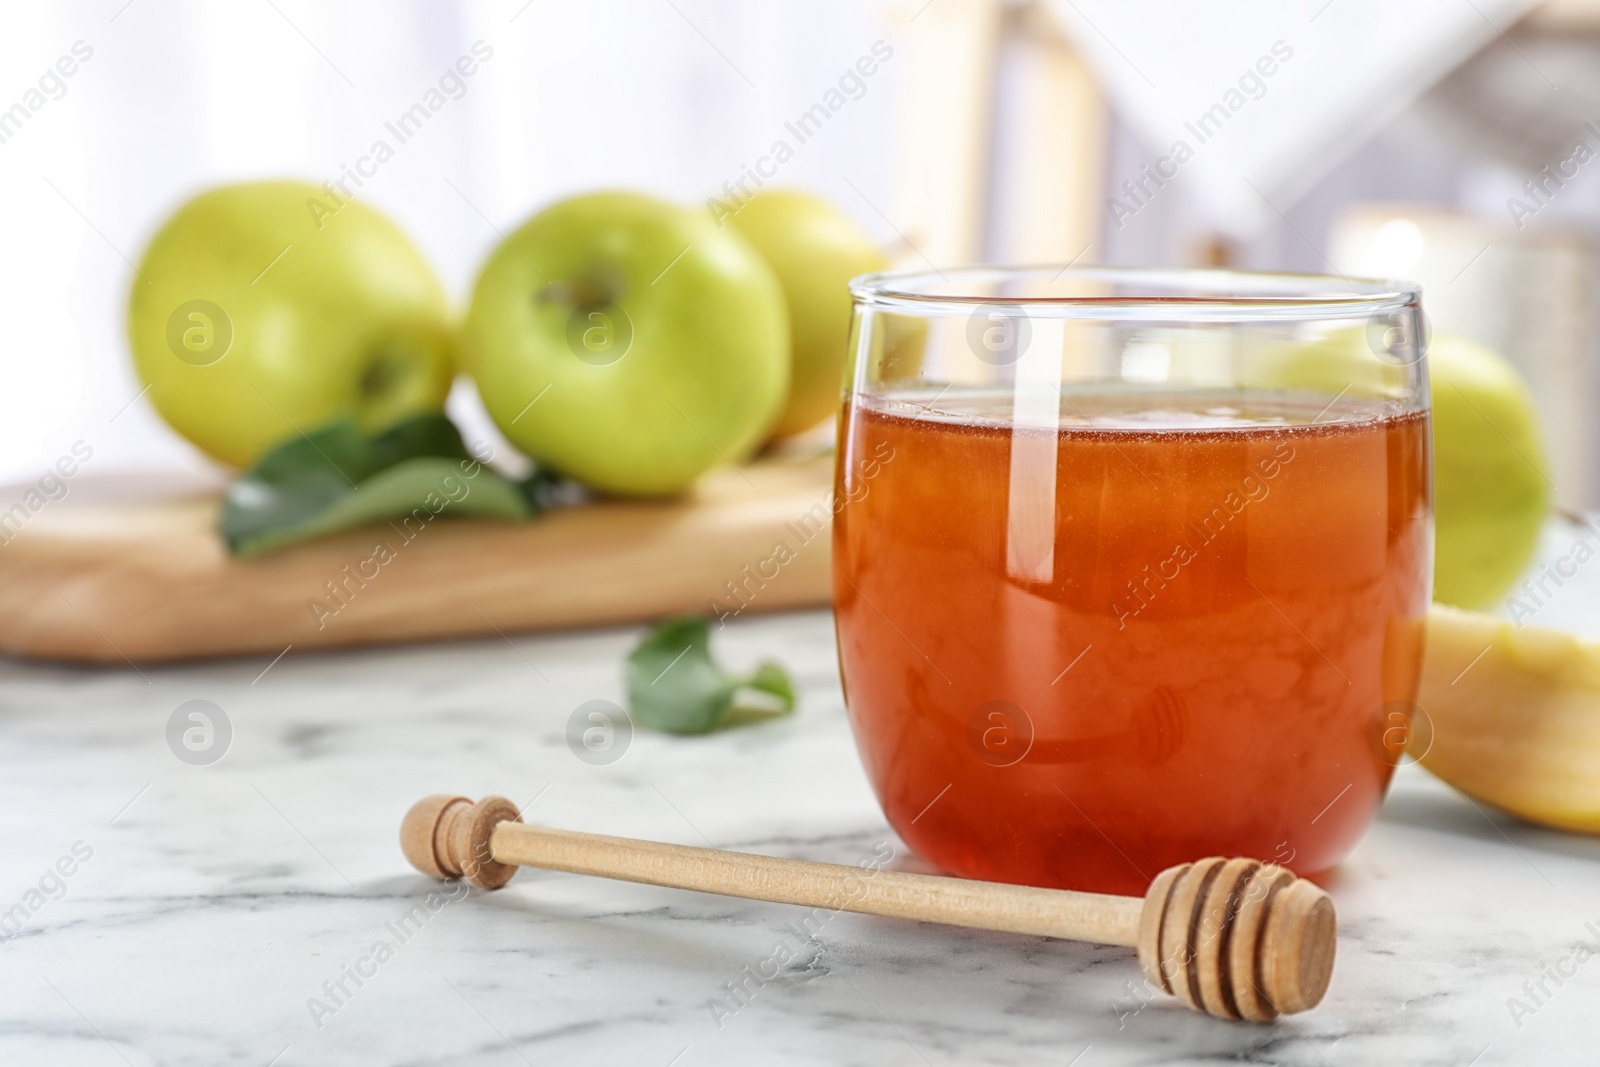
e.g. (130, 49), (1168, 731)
(0, 458), (836, 665)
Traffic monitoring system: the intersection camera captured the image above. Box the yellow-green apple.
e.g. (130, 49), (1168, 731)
(463, 191), (788, 496)
(727, 189), (884, 439)
(129, 181), (454, 467)
(1251, 327), (1549, 608)
(1429, 334), (1550, 607)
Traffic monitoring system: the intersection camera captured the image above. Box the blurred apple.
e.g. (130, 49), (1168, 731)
(727, 190), (884, 439)
(464, 191), (788, 496)
(1252, 327), (1549, 608)
(1429, 334), (1550, 607)
(129, 181), (454, 467)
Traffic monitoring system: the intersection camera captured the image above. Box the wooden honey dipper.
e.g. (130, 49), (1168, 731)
(401, 795), (1336, 1022)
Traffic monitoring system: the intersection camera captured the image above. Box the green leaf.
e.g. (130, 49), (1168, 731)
(220, 413), (544, 557)
(725, 661), (797, 725)
(624, 616), (797, 735)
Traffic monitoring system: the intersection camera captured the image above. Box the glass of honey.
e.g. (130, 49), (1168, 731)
(833, 267), (1431, 896)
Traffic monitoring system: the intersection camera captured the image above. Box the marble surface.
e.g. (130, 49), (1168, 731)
(3, 603), (1600, 1067)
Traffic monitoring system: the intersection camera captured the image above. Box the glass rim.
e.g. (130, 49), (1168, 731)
(849, 264), (1422, 321)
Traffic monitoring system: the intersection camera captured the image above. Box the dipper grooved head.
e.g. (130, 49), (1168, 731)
(1138, 857), (1336, 1021)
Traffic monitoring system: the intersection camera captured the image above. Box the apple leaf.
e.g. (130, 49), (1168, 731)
(624, 616), (797, 735)
(220, 413), (551, 557)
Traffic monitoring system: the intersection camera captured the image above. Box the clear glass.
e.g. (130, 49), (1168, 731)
(833, 266), (1432, 895)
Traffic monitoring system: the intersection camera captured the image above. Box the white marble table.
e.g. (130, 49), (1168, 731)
(3, 599), (1599, 1066)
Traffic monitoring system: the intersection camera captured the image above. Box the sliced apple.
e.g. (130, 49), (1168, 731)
(1418, 604), (1600, 832)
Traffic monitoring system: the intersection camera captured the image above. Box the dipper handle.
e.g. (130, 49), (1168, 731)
(401, 795), (1334, 1022)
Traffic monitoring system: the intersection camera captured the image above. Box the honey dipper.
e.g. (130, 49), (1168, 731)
(400, 795), (1335, 1022)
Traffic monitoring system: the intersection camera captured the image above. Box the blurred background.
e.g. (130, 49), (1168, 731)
(4, 0), (1600, 507)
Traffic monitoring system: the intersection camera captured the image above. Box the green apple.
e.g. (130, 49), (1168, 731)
(727, 190), (885, 439)
(463, 191), (788, 496)
(1429, 334), (1550, 608)
(1252, 327), (1549, 608)
(129, 181), (454, 467)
